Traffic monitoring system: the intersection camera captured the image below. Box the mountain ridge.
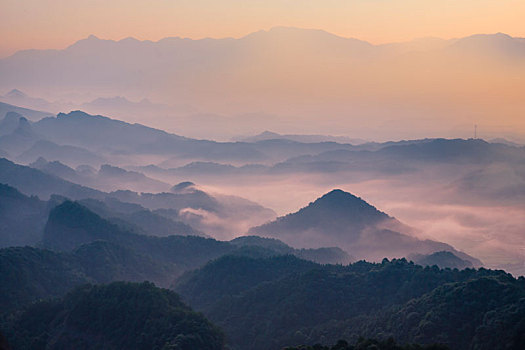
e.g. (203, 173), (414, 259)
(1, 27), (523, 143)
(251, 189), (481, 265)
(5, 28), (524, 60)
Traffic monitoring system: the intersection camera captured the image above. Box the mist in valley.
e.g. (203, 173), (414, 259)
(0, 104), (523, 275)
(1, 4), (525, 348)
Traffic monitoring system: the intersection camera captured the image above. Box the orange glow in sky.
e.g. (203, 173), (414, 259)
(1, 0), (525, 57)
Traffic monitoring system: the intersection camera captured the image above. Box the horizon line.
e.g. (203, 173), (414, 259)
(2, 26), (522, 59)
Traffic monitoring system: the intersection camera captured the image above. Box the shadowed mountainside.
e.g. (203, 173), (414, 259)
(251, 189), (481, 264)
(2, 281), (225, 350)
(174, 255), (525, 350)
(0, 158), (276, 238)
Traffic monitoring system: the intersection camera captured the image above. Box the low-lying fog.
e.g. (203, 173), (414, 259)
(150, 163), (525, 275)
(0, 103), (523, 275)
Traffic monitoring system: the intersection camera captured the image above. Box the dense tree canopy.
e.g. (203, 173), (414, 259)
(2, 282), (225, 350)
(283, 338), (449, 350)
(175, 256), (525, 350)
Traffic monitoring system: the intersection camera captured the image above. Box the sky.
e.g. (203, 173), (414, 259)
(1, 0), (525, 57)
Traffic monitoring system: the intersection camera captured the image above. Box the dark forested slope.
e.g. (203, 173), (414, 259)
(175, 256), (525, 350)
(2, 282), (225, 350)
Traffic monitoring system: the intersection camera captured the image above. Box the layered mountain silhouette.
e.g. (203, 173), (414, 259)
(129, 137), (525, 185)
(41, 201), (234, 273)
(278, 138), (525, 168)
(2, 29), (523, 94)
(32, 110), (186, 152)
(30, 158), (170, 193)
(76, 197), (203, 238)
(0, 111), (106, 166)
(0, 158), (275, 238)
(1, 190), (348, 314)
(18, 140), (104, 167)
(4, 107), (521, 171)
(0, 157), (104, 200)
(106, 187), (276, 239)
(0, 194), (354, 311)
(31, 110), (363, 164)
(236, 130), (366, 144)
(27, 110), (274, 163)
(250, 189), (480, 264)
(0, 24), (523, 350)
(0, 153), (274, 242)
(0, 101), (51, 122)
(0, 105), (521, 272)
(1, 28), (523, 141)
(376, 138), (525, 164)
(0, 89), (55, 113)
(0, 116), (39, 155)
(0, 112), (24, 137)
(5, 198), (350, 284)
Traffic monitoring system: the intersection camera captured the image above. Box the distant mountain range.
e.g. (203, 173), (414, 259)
(0, 108), (366, 166)
(1, 105), (522, 170)
(31, 157), (171, 193)
(0, 155), (480, 267)
(2, 29), (523, 98)
(0, 111), (107, 167)
(0, 28), (524, 140)
(0, 101), (51, 122)
(234, 130), (368, 144)
(0, 89), (56, 114)
(0, 104), (523, 274)
(0, 89), (196, 129)
(0, 29), (523, 349)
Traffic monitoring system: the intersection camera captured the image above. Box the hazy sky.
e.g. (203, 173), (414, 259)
(1, 0), (525, 57)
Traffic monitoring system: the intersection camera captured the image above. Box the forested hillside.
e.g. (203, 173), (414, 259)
(2, 282), (225, 350)
(175, 256), (525, 350)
